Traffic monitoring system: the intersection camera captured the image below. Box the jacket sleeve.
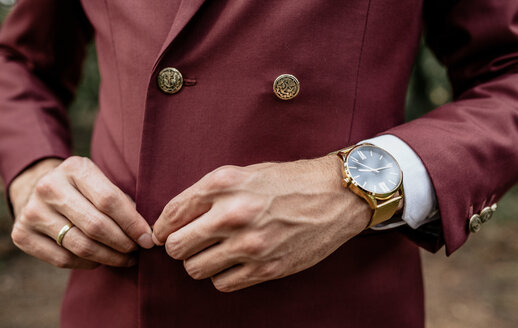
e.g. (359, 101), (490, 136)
(0, 0), (92, 195)
(386, 0), (518, 255)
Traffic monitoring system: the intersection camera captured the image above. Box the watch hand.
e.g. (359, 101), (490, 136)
(354, 161), (379, 173)
(373, 165), (393, 171)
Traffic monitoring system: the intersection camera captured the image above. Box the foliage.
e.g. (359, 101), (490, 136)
(406, 40), (452, 121)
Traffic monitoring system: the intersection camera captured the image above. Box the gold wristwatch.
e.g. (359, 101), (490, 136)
(334, 143), (404, 229)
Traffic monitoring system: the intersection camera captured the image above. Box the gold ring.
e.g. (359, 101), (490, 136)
(56, 223), (74, 246)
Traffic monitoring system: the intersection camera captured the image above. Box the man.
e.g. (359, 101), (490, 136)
(0, 0), (517, 327)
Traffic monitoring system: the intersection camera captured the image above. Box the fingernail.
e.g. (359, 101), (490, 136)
(137, 233), (155, 249)
(152, 233), (163, 246)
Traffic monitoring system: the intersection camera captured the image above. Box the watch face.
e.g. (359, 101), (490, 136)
(345, 145), (402, 194)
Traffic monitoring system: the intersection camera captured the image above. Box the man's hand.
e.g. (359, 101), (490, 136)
(152, 155), (370, 292)
(10, 157), (154, 269)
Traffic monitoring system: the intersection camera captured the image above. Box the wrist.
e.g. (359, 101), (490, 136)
(319, 154), (371, 230)
(9, 158), (63, 217)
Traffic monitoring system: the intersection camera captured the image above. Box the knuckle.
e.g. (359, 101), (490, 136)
(239, 234), (266, 257)
(120, 239), (137, 253)
(53, 254), (75, 268)
(184, 261), (203, 280)
(11, 226), (28, 248)
(165, 238), (181, 259)
(218, 206), (248, 229)
(112, 255), (132, 267)
(95, 191), (119, 213)
(61, 156), (89, 172)
(162, 201), (179, 220)
(207, 166), (243, 191)
(83, 216), (105, 239)
(212, 278), (233, 293)
(255, 261), (280, 279)
(217, 198), (265, 230)
(21, 201), (41, 223)
(71, 239), (96, 259)
(34, 174), (57, 198)
(121, 217), (139, 235)
(61, 156), (90, 170)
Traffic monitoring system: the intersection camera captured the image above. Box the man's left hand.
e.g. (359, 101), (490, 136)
(152, 155), (370, 292)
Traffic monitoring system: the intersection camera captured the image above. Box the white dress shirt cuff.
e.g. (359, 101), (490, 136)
(359, 134), (438, 230)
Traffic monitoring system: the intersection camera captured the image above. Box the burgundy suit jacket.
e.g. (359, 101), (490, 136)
(1, 0), (517, 327)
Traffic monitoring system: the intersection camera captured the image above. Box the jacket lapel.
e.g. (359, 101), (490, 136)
(152, 0), (207, 71)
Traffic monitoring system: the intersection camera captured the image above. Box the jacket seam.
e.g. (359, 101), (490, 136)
(346, 0), (372, 145)
(103, 0), (126, 169)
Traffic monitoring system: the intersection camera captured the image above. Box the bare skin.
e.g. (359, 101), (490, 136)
(152, 155), (370, 292)
(9, 155), (370, 291)
(9, 157), (154, 269)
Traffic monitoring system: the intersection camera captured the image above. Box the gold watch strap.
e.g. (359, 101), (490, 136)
(367, 187), (404, 229)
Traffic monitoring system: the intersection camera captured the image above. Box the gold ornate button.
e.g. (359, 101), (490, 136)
(273, 74), (300, 100)
(157, 67), (183, 94)
(480, 207), (493, 223)
(469, 214), (482, 233)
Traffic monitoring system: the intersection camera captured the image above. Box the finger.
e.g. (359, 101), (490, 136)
(27, 204), (137, 267)
(164, 222), (221, 261)
(41, 181), (138, 254)
(211, 264), (261, 293)
(153, 183), (212, 246)
(164, 205), (227, 260)
(65, 157), (154, 249)
(11, 225), (98, 269)
(153, 166), (247, 245)
(183, 241), (240, 280)
(61, 226), (137, 267)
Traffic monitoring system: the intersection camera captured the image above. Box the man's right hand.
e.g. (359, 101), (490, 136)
(9, 156), (154, 269)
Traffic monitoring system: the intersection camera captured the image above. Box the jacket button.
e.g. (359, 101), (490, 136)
(157, 67), (183, 94)
(273, 74), (300, 100)
(469, 214), (482, 233)
(480, 207), (493, 223)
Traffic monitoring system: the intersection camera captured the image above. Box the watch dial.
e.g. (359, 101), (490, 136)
(346, 145), (402, 194)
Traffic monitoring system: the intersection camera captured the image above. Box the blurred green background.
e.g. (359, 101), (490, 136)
(0, 3), (517, 328)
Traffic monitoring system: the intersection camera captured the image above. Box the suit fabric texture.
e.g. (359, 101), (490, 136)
(0, 0), (517, 327)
